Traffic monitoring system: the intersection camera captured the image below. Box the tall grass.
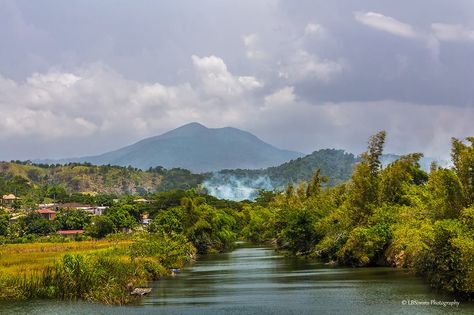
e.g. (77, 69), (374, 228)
(0, 233), (196, 304)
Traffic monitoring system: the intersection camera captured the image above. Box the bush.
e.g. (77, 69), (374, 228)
(416, 220), (474, 295)
(337, 223), (391, 266)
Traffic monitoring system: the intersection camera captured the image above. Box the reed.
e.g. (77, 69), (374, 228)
(0, 233), (196, 304)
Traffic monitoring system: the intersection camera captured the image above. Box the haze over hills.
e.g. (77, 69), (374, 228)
(203, 151), (449, 200)
(51, 123), (304, 173)
(204, 149), (357, 200)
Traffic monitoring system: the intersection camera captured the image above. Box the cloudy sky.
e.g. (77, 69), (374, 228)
(1, 0), (474, 161)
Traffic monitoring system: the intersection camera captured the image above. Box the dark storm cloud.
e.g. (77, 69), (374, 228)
(0, 0), (473, 161)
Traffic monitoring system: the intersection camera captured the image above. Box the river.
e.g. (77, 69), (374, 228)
(1, 244), (473, 314)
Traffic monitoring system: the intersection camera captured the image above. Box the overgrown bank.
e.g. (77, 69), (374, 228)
(241, 132), (474, 298)
(0, 194), (240, 304)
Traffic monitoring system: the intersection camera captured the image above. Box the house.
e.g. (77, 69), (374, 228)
(2, 194), (19, 205)
(56, 203), (108, 216)
(57, 230), (84, 238)
(35, 209), (57, 221)
(56, 202), (91, 211)
(38, 203), (58, 209)
(94, 206), (107, 216)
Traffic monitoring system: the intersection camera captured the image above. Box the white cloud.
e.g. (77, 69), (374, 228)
(431, 23), (474, 42)
(279, 50), (345, 82)
(353, 11), (442, 60)
(0, 55), (472, 161)
(304, 23), (324, 36)
(192, 55), (262, 99)
(242, 33), (265, 60)
(0, 56), (265, 151)
(354, 11), (418, 38)
(264, 86), (295, 108)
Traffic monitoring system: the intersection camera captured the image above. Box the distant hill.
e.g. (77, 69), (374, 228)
(52, 123), (303, 173)
(0, 162), (205, 196)
(380, 154), (449, 172)
(202, 151), (449, 200)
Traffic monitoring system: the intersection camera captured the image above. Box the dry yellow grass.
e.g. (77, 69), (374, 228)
(0, 240), (132, 276)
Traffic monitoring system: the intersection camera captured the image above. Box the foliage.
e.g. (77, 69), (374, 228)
(55, 209), (91, 230)
(86, 216), (115, 238)
(2, 131), (474, 301)
(238, 132), (474, 298)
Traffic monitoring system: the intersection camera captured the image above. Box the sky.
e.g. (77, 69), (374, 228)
(1, 0), (474, 161)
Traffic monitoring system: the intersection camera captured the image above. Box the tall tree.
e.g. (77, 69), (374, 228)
(366, 131), (387, 176)
(306, 169), (328, 198)
(347, 131), (386, 224)
(451, 137), (474, 206)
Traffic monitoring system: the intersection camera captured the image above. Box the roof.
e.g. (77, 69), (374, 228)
(35, 209), (57, 214)
(57, 230), (84, 235)
(39, 203), (57, 208)
(2, 194), (17, 200)
(59, 203), (92, 208)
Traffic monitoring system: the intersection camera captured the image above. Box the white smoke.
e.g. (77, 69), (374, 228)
(203, 174), (274, 201)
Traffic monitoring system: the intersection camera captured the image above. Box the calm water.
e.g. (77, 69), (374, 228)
(1, 244), (473, 314)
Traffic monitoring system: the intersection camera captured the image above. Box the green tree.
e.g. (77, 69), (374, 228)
(306, 169), (328, 198)
(86, 216), (115, 238)
(0, 213), (9, 236)
(22, 212), (52, 235)
(451, 137), (474, 206)
(428, 169), (464, 219)
(105, 205), (137, 230)
(347, 131), (386, 224)
(55, 209), (91, 230)
(278, 207), (319, 255)
(379, 153), (427, 205)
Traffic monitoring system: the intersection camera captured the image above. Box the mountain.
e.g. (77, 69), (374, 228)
(56, 123), (303, 173)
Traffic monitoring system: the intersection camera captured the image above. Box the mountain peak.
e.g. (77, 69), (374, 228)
(180, 122), (208, 129)
(159, 122), (209, 138)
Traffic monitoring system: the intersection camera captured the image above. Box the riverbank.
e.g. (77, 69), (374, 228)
(0, 233), (196, 304)
(2, 245), (472, 315)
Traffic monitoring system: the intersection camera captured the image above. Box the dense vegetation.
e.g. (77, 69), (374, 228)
(242, 132), (474, 297)
(1, 132), (473, 304)
(0, 236), (195, 304)
(0, 190), (241, 304)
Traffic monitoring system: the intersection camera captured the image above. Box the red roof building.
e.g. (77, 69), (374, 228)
(35, 209), (57, 221)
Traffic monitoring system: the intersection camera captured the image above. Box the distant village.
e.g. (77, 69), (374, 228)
(1, 193), (151, 238)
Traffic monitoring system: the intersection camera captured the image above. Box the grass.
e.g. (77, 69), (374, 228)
(0, 233), (196, 304)
(0, 240), (131, 277)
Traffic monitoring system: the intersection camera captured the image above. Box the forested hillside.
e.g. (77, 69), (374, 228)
(0, 162), (206, 197)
